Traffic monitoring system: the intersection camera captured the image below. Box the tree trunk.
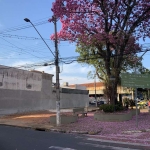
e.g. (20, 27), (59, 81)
(104, 80), (118, 105)
(103, 45), (123, 105)
(103, 59), (121, 105)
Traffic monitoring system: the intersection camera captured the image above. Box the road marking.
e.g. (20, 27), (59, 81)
(88, 135), (150, 142)
(79, 142), (140, 150)
(49, 146), (76, 150)
(87, 137), (150, 147)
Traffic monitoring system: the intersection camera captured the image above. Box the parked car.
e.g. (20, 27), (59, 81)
(97, 101), (104, 106)
(137, 100), (148, 107)
(89, 100), (96, 105)
(89, 100), (105, 106)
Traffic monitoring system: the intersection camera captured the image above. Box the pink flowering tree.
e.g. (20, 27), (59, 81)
(50, 0), (150, 104)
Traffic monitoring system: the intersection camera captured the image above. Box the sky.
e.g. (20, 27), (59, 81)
(0, 0), (150, 86)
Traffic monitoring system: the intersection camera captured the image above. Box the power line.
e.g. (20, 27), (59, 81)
(0, 40), (55, 55)
(26, 47), (150, 66)
(0, 34), (50, 40)
(9, 59), (55, 70)
(0, 37), (50, 60)
(0, 16), (51, 34)
(0, 56), (27, 59)
(0, 21), (48, 34)
(0, 37), (69, 61)
(12, 47), (150, 69)
(0, 47), (149, 72)
(24, 18), (55, 58)
(9, 37), (53, 59)
(59, 48), (150, 64)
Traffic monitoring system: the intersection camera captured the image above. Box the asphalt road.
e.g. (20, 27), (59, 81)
(0, 125), (148, 150)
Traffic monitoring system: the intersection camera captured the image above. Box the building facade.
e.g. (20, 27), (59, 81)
(69, 82), (133, 102)
(0, 65), (89, 115)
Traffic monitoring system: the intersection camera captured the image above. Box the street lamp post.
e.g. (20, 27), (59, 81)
(24, 17), (61, 126)
(24, 18), (55, 57)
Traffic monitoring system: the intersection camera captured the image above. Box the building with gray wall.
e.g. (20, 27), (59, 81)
(0, 65), (89, 115)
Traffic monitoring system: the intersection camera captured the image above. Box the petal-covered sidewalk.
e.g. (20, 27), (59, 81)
(0, 110), (150, 147)
(56, 112), (150, 147)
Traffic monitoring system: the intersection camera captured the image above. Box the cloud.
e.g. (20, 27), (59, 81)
(11, 60), (35, 68)
(35, 65), (55, 74)
(59, 63), (93, 75)
(35, 62), (95, 85)
(0, 53), (29, 67)
(59, 75), (94, 85)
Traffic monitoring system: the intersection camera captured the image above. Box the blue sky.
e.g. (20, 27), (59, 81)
(0, 0), (149, 85)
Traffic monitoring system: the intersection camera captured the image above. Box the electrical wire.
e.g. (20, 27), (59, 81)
(59, 48), (150, 64)
(9, 59), (55, 70)
(11, 38), (54, 59)
(0, 16), (51, 34)
(0, 34), (50, 41)
(12, 46), (149, 69)
(0, 37), (52, 60)
(0, 38), (55, 61)
(0, 39), (149, 70)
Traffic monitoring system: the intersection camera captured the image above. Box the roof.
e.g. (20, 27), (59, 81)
(69, 82), (104, 88)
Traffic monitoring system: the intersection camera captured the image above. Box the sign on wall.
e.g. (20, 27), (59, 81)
(121, 73), (150, 88)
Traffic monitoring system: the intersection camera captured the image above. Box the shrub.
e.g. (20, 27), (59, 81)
(123, 98), (130, 106)
(115, 104), (124, 111)
(99, 104), (114, 113)
(129, 99), (135, 108)
(116, 101), (123, 107)
(99, 103), (124, 112)
(123, 98), (130, 110)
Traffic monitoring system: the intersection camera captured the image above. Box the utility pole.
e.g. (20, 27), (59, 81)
(53, 16), (60, 126)
(24, 17), (61, 126)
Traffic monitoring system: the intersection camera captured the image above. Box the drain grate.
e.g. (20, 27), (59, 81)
(35, 128), (46, 131)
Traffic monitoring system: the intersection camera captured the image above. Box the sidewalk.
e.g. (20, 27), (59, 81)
(0, 109), (150, 148)
(0, 110), (55, 129)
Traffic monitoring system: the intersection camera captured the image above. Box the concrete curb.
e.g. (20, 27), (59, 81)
(1, 123), (150, 135)
(0, 123), (32, 130)
(49, 128), (102, 135)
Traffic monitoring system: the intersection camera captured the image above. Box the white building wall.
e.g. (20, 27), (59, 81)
(0, 67), (42, 91)
(0, 65), (89, 115)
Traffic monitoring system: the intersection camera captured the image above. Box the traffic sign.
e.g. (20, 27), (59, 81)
(120, 73), (150, 88)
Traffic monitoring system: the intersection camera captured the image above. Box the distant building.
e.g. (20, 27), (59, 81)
(69, 82), (104, 95)
(69, 82), (133, 102)
(61, 82), (86, 90)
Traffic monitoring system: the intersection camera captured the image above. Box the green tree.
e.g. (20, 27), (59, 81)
(140, 67), (150, 74)
(50, 0), (149, 104)
(76, 42), (142, 103)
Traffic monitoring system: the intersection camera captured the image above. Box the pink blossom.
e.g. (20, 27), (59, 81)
(49, 0), (150, 54)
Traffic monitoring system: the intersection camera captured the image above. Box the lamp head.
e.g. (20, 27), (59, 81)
(24, 18), (30, 22)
